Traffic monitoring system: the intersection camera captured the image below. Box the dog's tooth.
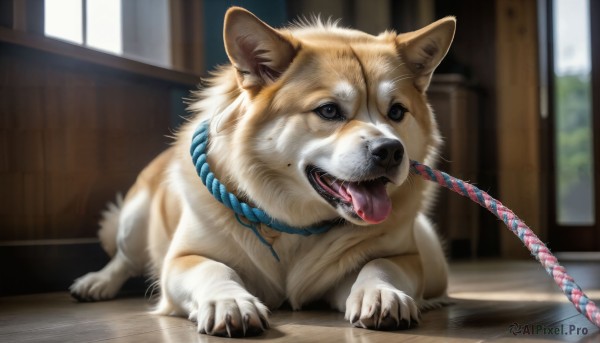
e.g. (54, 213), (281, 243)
(339, 184), (351, 201)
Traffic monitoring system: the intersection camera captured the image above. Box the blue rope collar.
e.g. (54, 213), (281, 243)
(190, 120), (336, 261)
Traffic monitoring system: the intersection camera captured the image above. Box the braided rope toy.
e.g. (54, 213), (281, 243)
(410, 160), (600, 328)
(191, 120), (600, 327)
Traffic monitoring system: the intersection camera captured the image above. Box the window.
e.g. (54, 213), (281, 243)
(44, 0), (170, 68)
(44, 0), (83, 45)
(546, 0), (600, 251)
(552, 0), (594, 225)
(86, 0), (122, 54)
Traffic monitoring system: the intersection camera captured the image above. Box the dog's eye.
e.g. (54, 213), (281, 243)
(388, 103), (408, 122)
(314, 103), (344, 121)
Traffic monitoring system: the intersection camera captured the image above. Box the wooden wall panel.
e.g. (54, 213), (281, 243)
(0, 0), (200, 295)
(0, 43), (188, 241)
(495, 0), (541, 258)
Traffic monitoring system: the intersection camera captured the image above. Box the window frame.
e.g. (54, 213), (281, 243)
(0, 0), (203, 85)
(544, 0), (600, 251)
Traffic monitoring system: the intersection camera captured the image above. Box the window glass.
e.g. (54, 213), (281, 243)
(44, 0), (170, 68)
(44, 0), (83, 44)
(86, 0), (122, 54)
(553, 0), (594, 225)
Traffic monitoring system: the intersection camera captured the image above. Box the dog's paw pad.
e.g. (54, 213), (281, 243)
(345, 284), (420, 331)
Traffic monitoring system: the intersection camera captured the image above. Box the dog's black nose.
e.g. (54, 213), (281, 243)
(369, 138), (404, 169)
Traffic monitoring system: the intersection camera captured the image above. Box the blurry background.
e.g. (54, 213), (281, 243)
(1, 0), (598, 295)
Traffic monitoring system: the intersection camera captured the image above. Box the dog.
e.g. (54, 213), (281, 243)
(70, 7), (455, 337)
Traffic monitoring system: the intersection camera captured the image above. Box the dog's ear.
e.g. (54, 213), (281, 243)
(224, 7), (298, 94)
(397, 17), (456, 92)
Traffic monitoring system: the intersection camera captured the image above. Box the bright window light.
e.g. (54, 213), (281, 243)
(553, 0), (594, 225)
(44, 0), (83, 44)
(554, 0), (591, 75)
(86, 0), (122, 54)
(43, 0), (169, 66)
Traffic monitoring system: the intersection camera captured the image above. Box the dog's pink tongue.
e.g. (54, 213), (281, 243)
(346, 181), (391, 224)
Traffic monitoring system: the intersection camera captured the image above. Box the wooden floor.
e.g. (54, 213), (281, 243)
(1, 260), (599, 342)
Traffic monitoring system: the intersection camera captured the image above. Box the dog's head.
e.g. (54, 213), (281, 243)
(201, 7), (455, 228)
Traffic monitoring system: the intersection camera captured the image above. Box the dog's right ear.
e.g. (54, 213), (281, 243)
(224, 7), (298, 94)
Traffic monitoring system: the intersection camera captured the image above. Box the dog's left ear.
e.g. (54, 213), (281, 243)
(224, 7), (298, 94)
(397, 17), (456, 92)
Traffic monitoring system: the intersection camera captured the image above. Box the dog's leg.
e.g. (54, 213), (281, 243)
(70, 190), (150, 301)
(335, 254), (423, 330)
(328, 215), (448, 330)
(158, 255), (270, 337)
(414, 213), (448, 300)
(69, 251), (135, 301)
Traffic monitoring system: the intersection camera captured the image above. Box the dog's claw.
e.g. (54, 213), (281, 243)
(346, 283), (419, 331)
(193, 296), (269, 337)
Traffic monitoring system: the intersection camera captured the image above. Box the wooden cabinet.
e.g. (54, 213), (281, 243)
(428, 74), (479, 258)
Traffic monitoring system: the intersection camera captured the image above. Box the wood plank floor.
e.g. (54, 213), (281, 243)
(1, 260), (599, 342)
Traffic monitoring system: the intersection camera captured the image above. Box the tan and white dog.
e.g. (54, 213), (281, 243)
(70, 7), (455, 337)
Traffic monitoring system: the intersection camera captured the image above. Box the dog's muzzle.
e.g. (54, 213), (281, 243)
(306, 136), (406, 225)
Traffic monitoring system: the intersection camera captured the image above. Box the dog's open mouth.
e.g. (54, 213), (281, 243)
(306, 166), (392, 224)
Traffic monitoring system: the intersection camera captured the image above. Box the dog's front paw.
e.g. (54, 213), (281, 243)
(190, 293), (270, 337)
(345, 283), (419, 330)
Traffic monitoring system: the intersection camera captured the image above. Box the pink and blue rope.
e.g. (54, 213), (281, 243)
(410, 160), (600, 328)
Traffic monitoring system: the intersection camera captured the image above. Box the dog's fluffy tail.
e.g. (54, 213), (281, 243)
(97, 194), (123, 257)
